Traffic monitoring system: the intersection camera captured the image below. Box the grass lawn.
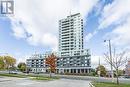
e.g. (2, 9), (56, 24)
(31, 77), (53, 81)
(0, 73), (60, 81)
(0, 73), (27, 78)
(93, 82), (130, 87)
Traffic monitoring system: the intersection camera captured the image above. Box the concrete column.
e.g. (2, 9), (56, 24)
(55, 69), (57, 73)
(59, 69), (61, 73)
(80, 69), (82, 73)
(62, 69), (64, 73)
(74, 69), (76, 73)
(73, 69), (75, 73)
(78, 69), (80, 73)
(83, 69), (85, 73)
(84, 69), (85, 73)
(69, 69), (71, 73)
(76, 69), (78, 73)
(87, 69), (89, 73)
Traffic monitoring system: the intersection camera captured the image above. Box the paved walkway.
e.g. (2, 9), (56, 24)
(0, 77), (91, 87)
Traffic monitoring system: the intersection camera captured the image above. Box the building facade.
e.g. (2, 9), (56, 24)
(56, 49), (91, 74)
(57, 13), (91, 73)
(59, 13), (83, 55)
(26, 52), (49, 73)
(27, 13), (91, 74)
(125, 61), (130, 76)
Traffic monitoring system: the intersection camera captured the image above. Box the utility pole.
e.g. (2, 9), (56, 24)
(104, 39), (114, 82)
(98, 57), (101, 78)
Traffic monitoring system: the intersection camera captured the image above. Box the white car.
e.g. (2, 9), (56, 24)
(9, 71), (18, 74)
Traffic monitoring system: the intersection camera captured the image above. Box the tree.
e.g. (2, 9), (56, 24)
(118, 70), (124, 76)
(17, 62), (26, 72)
(45, 53), (56, 78)
(89, 68), (96, 76)
(96, 65), (107, 77)
(104, 50), (127, 84)
(4, 56), (16, 70)
(0, 56), (5, 70)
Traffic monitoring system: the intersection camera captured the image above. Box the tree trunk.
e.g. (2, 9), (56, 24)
(116, 69), (119, 85)
(7, 66), (10, 74)
(49, 70), (52, 78)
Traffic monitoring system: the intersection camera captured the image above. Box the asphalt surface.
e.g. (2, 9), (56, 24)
(26, 73), (130, 84)
(0, 77), (91, 87)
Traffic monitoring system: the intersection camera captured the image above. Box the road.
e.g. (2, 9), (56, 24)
(27, 73), (130, 84)
(0, 77), (91, 87)
(1, 71), (130, 85)
(56, 74), (130, 84)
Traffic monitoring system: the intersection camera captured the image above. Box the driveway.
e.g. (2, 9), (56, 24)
(0, 77), (91, 87)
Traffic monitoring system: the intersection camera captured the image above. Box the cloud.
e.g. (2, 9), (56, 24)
(97, 0), (130, 53)
(85, 30), (98, 42)
(11, 19), (27, 39)
(16, 55), (30, 65)
(79, 0), (99, 17)
(99, 0), (130, 29)
(9, 0), (99, 51)
(79, 0), (130, 69)
(104, 17), (130, 49)
(85, 33), (93, 42)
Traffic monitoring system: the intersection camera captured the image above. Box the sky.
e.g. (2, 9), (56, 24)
(0, 0), (130, 69)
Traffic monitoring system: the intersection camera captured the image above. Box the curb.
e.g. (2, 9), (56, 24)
(89, 82), (95, 87)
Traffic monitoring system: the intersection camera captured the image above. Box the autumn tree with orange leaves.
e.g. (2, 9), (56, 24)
(45, 53), (57, 78)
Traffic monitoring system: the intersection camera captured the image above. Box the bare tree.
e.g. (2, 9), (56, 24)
(104, 50), (127, 84)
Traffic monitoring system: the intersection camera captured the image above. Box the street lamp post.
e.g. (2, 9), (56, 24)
(104, 40), (114, 82)
(98, 57), (101, 78)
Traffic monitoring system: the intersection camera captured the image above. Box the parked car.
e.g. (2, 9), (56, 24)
(34, 72), (40, 74)
(125, 76), (130, 78)
(23, 71), (29, 74)
(9, 71), (18, 74)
